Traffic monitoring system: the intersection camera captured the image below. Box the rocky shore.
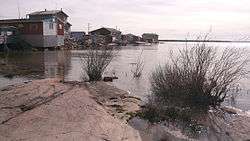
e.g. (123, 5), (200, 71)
(0, 79), (142, 141)
(1, 78), (250, 141)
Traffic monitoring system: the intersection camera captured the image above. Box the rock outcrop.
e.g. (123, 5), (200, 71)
(0, 79), (142, 141)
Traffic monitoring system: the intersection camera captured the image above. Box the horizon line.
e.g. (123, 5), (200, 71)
(159, 39), (250, 43)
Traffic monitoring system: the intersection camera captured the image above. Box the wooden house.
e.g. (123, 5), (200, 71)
(122, 33), (140, 44)
(70, 31), (86, 42)
(89, 27), (122, 45)
(0, 9), (71, 48)
(142, 33), (159, 43)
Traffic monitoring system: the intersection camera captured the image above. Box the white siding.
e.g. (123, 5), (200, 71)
(43, 20), (57, 36)
(43, 35), (64, 47)
(57, 35), (64, 46)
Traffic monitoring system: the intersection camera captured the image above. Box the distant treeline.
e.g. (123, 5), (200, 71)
(159, 39), (250, 43)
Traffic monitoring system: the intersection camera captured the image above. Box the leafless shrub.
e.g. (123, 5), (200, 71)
(150, 41), (249, 110)
(80, 46), (118, 81)
(131, 50), (144, 78)
(138, 39), (249, 137)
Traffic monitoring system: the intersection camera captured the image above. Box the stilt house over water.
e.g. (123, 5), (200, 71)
(0, 9), (71, 48)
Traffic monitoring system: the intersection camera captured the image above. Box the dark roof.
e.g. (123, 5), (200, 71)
(125, 33), (137, 37)
(71, 31), (85, 34)
(104, 27), (121, 33)
(0, 19), (42, 24)
(90, 27), (121, 34)
(29, 10), (68, 17)
(142, 33), (158, 36)
(66, 22), (72, 26)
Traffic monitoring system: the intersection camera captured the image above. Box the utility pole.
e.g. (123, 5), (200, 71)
(87, 23), (91, 34)
(17, 0), (21, 19)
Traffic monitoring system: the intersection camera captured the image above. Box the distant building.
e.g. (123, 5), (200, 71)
(0, 9), (72, 48)
(89, 27), (122, 44)
(70, 31), (85, 42)
(122, 33), (140, 44)
(65, 22), (72, 39)
(142, 33), (159, 43)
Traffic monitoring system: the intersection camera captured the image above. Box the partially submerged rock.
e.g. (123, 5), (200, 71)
(206, 107), (250, 141)
(221, 106), (242, 114)
(103, 76), (119, 82)
(87, 81), (142, 121)
(129, 117), (196, 141)
(3, 74), (14, 79)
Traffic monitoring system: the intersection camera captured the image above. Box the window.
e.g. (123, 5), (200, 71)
(58, 24), (63, 29)
(18, 24), (24, 28)
(6, 31), (13, 36)
(49, 22), (54, 30)
(30, 24), (38, 31)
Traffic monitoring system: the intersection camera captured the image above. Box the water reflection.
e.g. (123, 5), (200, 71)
(0, 51), (71, 87)
(0, 42), (250, 111)
(43, 51), (71, 80)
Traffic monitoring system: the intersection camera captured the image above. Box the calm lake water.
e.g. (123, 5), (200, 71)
(0, 42), (250, 111)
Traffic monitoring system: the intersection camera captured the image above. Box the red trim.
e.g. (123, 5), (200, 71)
(57, 20), (64, 35)
(0, 22), (43, 35)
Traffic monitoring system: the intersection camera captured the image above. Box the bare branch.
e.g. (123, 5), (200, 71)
(80, 46), (118, 81)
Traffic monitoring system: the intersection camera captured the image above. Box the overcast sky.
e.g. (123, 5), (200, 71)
(1, 0), (250, 40)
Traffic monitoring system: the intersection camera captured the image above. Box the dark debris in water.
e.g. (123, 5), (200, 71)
(3, 74), (15, 79)
(1, 86), (13, 91)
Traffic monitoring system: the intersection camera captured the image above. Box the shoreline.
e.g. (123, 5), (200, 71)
(1, 78), (250, 141)
(159, 40), (250, 43)
(0, 78), (142, 141)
